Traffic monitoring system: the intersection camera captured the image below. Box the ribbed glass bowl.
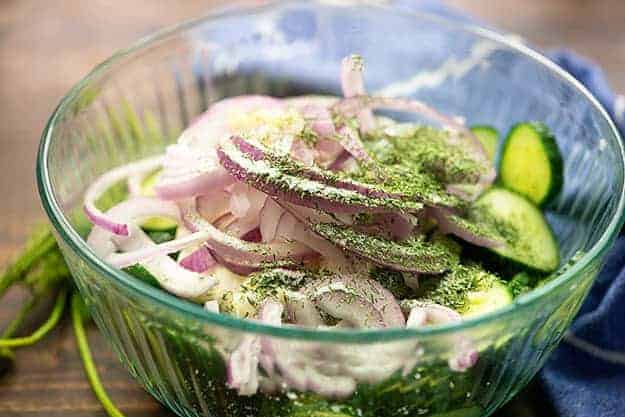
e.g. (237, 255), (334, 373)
(37, 1), (625, 416)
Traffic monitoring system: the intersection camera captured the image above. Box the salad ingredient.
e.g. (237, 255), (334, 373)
(83, 156), (163, 236)
(471, 188), (560, 272)
(498, 122), (564, 206)
(470, 125), (499, 161)
(417, 264), (512, 316)
(311, 223), (457, 273)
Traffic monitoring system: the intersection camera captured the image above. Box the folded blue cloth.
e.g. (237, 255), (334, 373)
(404, 2), (625, 416)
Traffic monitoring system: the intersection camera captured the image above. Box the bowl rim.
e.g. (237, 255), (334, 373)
(37, 0), (625, 342)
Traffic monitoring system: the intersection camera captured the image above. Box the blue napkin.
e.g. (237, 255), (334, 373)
(404, 2), (625, 416)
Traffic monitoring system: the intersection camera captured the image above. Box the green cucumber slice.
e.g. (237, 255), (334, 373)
(470, 125), (499, 161)
(462, 280), (513, 317)
(140, 216), (178, 233)
(471, 187), (560, 272)
(498, 122), (563, 206)
(139, 168), (161, 197)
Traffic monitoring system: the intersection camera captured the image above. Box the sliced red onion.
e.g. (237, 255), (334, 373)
(304, 274), (405, 328)
(405, 302), (478, 372)
(197, 190), (232, 223)
(406, 302), (462, 326)
(155, 141), (235, 200)
(448, 339), (479, 372)
(218, 137), (408, 214)
(259, 198), (284, 243)
(273, 203), (349, 262)
(127, 171), (149, 196)
(179, 246), (216, 273)
(226, 183), (267, 235)
(290, 139), (317, 166)
(285, 95), (338, 139)
(179, 198), (313, 269)
(259, 300), (357, 398)
(108, 229), (216, 269)
(326, 340), (419, 384)
(327, 150), (352, 171)
(157, 95), (282, 201)
(240, 227), (262, 243)
(373, 212), (416, 240)
(340, 55), (375, 132)
(84, 156), (164, 236)
(257, 300), (283, 377)
(85, 199), (217, 298)
(336, 125), (374, 164)
(225, 135), (424, 213)
(209, 250), (258, 276)
(227, 334), (261, 396)
(334, 95), (473, 141)
(427, 207), (503, 249)
(284, 290), (324, 327)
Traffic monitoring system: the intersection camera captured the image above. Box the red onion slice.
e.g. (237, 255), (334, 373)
(259, 198), (284, 242)
(227, 334), (261, 396)
(179, 246), (216, 273)
(179, 198), (313, 269)
(304, 274), (405, 328)
(284, 290), (324, 327)
(219, 135), (422, 213)
(85, 198), (217, 298)
(340, 55), (375, 132)
(258, 300), (357, 398)
(405, 302), (478, 372)
(84, 156), (163, 236)
(336, 125), (374, 165)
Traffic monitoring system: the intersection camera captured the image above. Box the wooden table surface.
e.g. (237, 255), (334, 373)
(0, 1), (623, 416)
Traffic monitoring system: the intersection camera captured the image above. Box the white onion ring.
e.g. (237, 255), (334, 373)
(84, 156), (163, 236)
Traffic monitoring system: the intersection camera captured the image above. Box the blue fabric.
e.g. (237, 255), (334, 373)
(402, 2), (625, 416)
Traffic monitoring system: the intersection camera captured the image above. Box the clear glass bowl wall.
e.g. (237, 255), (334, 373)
(37, 2), (624, 417)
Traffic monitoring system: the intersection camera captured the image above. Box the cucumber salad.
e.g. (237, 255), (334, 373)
(84, 55), (564, 397)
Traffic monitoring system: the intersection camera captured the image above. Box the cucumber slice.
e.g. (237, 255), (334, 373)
(140, 169), (161, 197)
(498, 122), (563, 206)
(140, 216), (178, 233)
(462, 281), (513, 317)
(470, 125), (499, 161)
(471, 187), (560, 272)
(123, 264), (160, 287)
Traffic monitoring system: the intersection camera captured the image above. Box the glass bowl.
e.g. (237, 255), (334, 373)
(36, 1), (625, 416)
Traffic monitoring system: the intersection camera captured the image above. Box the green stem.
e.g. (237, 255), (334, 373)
(0, 228), (57, 298)
(0, 288), (67, 348)
(1, 296), (38, 338)
(71, 292), (125, 417)
(0, 296), (38, 365)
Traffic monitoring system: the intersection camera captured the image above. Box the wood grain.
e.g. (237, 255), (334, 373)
(0, 1), (622, 415)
